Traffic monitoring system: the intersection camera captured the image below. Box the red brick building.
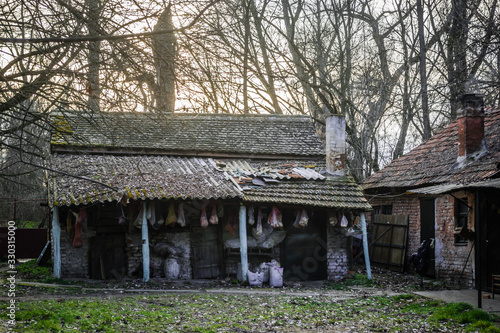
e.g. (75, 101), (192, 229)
(363, 94), (500, 290)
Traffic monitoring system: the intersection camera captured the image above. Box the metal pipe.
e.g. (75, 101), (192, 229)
(52, 206), (61, 279)
(239, 205), (248, 282)
(360, 212), (372, 280)
(142, 201), (150, 283)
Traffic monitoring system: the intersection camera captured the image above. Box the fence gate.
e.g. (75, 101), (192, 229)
(370, 214), (409, 272)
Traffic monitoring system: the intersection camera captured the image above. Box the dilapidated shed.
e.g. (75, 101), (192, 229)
(363, 94), (500, 291)
(48, 111), (371, 282)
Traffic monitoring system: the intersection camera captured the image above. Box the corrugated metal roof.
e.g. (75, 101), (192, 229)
(47, 154), (242, 207)
(219, 159), (325, 180)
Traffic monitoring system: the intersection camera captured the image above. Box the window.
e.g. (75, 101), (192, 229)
(455, 198), (469, 245)
(373, 205), (393, 215)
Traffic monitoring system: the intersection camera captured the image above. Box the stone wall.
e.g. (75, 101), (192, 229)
(150, 230), (192, 279)
(368, 192), (475, 288)
(125, 233), (142, 277)
(56, 227), (93, 279)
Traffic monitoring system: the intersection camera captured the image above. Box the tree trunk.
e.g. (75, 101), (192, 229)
(153, 5), (177, 113)
(86, 0), (101, 112)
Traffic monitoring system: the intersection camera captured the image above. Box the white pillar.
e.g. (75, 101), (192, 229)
(239, 205), (248, 282)
(142, 201), (150, 282)
(52, 206), (61, 279)
(360, 212), (372, 280)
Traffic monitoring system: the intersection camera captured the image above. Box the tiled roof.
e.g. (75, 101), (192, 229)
(48, 111), (370, 210)
(47, 154), (242, 206)
(363, 108), (500, 192)
(47, 154), (371, 210)
(242, 178), (372, 210)
(215, 158), (371, 210)
(50, 111), (325, 157)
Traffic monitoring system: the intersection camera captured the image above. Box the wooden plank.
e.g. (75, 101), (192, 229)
(370, 214), (409, 272)
(191, 226), (221, 279)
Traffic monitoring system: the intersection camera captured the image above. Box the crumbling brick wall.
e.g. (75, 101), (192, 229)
(367, 192), (475, 288)
(327, 223), (348, 280)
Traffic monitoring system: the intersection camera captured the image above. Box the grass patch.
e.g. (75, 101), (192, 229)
(324, 273), (375, 290)
(7, 293), (500, 332)
(432, 302), (498, 324)
(17, 259), (53, 281)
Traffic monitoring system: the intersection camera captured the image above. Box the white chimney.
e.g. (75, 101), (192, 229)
(325, 115), (346, 176)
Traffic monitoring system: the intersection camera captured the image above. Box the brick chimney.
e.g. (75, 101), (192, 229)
(325, 115), (346, 176)
(456, 93), (487, 163)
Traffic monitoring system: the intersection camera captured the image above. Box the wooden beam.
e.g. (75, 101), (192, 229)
(239, 204), (248, 282)
(142, 201), (150, 282)
(52, 206), (61, 279)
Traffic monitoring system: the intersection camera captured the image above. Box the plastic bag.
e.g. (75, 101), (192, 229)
(328, 210), (338, 226)
(166, 202), (177, 225)
(209, 204), (219, 225)
(164, 258), (180, 280)
(147, 201), (156, 226)
(247, 236), (258, 248)
(247, 270), (264, 287)
(254, 207), (263, 237)
(270, 266), (283, 287)
(200, 204), (209, 228)
(247, 206), (255, 225)
(177, 202), (186, 227)
(224, 238), (240, 249)
(268, 206), (283, 228)
(73, 207), (86, 248)
(117, 203), (126, 225)
(340, 214), (348, 227)
(294, 208), (308, 228)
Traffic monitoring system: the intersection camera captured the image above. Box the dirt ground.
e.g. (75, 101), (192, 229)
(1, 262), (447, 301)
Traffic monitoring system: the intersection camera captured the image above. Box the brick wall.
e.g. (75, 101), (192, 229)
(434, 193), (474, 287)
(368, 192), (475, 288)
(327, 223), (349, 280)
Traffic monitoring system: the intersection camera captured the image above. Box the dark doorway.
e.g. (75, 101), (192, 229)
(90, 234), (126, 279)
(281, 210), (327, 281)
(191, 226), (221, 279)
(420, 198), (436, 277)
(479, 190), (500, 292)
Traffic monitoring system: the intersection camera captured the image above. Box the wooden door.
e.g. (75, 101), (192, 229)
(191, 226), (221, 279)
(420, 198), (436, 277)
(90, 234), (126, 279)
(370, 214), (409, 272)
(479, 190), (500, 291)
(281, 210), (327, 281)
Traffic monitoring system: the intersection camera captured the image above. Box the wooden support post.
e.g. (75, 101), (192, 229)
(142, 201), (150, 283)
(360, 212), (372, 280)
(52, 206), (61, 279)
(239, 205), (248, 282)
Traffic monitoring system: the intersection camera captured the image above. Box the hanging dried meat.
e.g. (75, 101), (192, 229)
(209, 203), (219, 225)
(200, 204), (209, 228)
